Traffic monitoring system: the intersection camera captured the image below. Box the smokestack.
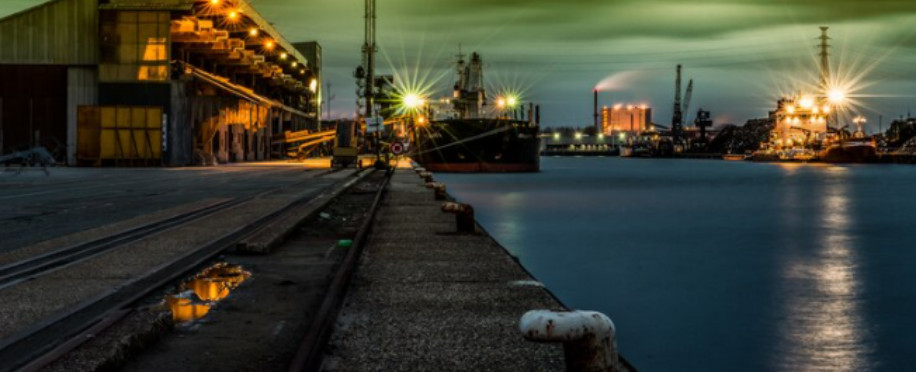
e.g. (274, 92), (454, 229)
(593, 89), (599, 130)
(536, 105), (541, 126)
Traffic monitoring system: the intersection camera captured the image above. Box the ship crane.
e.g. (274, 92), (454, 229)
(671, 65), (693, 146)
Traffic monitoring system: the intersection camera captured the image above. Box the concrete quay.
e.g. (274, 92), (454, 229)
(322, 168), (568, 371)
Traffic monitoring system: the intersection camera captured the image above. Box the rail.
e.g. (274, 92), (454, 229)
(0, 169), (374, 372)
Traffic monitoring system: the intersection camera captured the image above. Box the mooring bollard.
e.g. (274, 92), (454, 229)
(441, 202), (475, 233)
(414, 167), (426, 174)
(418, 171), (434, 183)
(426, 182), (447, 200)
(520, 310), (619, 372)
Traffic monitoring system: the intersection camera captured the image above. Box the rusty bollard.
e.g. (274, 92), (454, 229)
(441, 202), (475, 233)
(418, 171), (434, 183)
(520, 310), (619, 372)
(425, 182), (448, 200)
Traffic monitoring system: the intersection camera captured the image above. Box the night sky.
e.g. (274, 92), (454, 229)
(3, 0), (916, 130)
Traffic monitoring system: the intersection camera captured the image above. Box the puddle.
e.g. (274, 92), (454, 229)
(164, 263), (251, 324)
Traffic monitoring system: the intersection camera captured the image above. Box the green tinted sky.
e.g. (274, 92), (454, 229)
(3, 0), (915, 129)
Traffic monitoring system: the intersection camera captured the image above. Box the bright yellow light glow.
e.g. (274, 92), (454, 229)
(786, 105), (796, 114)
(299, 69), (306, 75)
(507, 96), (518, 107)
(209, 0), (220, 5)
(227, 10), (239, 20)
(417, 116), (427, 125)
(800, 96), (815, 109)
(309, 78), (318, 93)
(291, 61), (298, 68)
(575, 132), (583, 140)
(403, 93), (425, 109)
(553, 133), (560, 140)
(829, 89), (846, 104)
(496, 97), (507, 109)
(823, 106), (831, 113)
(264, 40), (275, 50)
(279, 52), (288, 60)
(249, 28), (259, 37)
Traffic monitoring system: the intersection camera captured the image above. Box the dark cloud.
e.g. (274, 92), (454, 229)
(2, 0), (914, 127)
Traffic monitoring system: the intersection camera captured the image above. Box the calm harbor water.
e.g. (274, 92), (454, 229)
(436, 157), (916, 372)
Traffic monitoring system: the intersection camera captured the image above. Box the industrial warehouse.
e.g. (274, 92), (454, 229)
(0, 0), (322, 166)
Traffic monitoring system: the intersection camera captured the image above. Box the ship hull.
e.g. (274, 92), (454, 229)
(414, 119), (540, 173)
(820, 143), (878, 163)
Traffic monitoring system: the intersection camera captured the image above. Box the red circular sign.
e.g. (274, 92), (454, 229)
(391, 142), (405, 155)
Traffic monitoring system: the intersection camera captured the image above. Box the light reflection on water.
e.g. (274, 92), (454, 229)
(775, 175), (872, 371)
(435, 157), (916, 372)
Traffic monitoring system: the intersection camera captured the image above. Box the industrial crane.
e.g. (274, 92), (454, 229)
(671, 65), (694, 145)
(682, 79), (694, 127)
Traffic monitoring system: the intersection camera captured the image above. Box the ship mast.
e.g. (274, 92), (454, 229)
(818, 26), (831, 93)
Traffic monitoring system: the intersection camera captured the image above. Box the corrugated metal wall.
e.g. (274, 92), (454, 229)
(67, 67), (98, 165)
(0, 0), (99, 65)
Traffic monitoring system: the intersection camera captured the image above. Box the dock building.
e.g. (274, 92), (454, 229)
(601, 104), (652, 136)
(0, 0), (321, 166)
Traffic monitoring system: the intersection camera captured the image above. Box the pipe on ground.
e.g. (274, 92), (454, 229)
(520, 310), (619, 372)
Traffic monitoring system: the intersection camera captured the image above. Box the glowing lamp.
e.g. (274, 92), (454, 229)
(507, 96), (518, 108)
(403, 93), (425, 109)
(309, 78), (317, 93)
(800, 96), (814, 109)
(210, 0), (220, 5)
(264, 40), (275, 50)
(249, 28), (259, 37)
(786, 105), (796, 114)
(829, 89), (846, 104)
(553, 133), (560, 140)
(291, 61), (298, 68)
(279, 52), (288, 60)
(496, 97), (507, 109)
(227, 10), (239, 20)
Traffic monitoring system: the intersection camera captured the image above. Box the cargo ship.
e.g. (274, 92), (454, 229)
(412, 52), (540, 172)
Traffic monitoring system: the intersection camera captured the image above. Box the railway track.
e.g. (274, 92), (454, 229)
(0, 168), (373, 372)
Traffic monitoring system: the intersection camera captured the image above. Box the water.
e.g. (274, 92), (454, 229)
(436, 157), (916, 372)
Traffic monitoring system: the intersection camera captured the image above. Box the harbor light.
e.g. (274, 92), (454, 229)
(279, 52), (288, 60)
(799, 96), (815, 109)
(291, 61), (298, 68)
(309, 78), (318, 93)
(496, 97), (507, 109)
(249, 28), (259, 37)
(786, 105), (796, 114)
(598, 133), (605, 140)
(416, 116), (427, 125)
(210, 0), (220, 5)
(264, 40), (275, 50)
(829, 89), (846, 104)
(575, 132), (582, 140)
(227, 10), (239, 21)
(553, 133), (560, 140)
(507, 96), (519, 108)
(403, 93), (425, 109)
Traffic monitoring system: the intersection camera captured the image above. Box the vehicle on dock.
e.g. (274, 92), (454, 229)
(332, 121), (360, 168)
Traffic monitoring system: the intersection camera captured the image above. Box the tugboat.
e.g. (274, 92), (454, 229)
(412, 52), (540, 172)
